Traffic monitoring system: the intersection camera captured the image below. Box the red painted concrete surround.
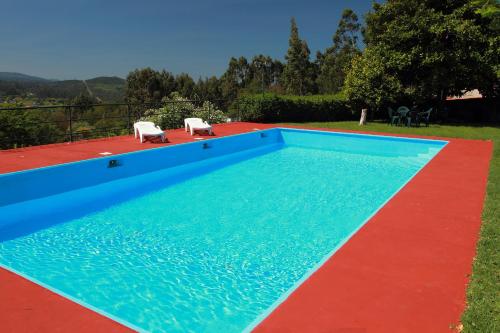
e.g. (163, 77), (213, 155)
(0, 123), (493, 332)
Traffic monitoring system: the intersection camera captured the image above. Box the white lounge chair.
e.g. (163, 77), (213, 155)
(134, 121), (166, 143)
(184, 118), (213, 136)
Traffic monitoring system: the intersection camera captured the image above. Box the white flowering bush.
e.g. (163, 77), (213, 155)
(192, 101), (227, 124)
(141, 93), (227, 129)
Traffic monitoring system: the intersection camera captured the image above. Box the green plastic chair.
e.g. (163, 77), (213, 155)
(416, 108), (432, 127)
(387, 107), (400, 126)
(396, 106), (410, 126)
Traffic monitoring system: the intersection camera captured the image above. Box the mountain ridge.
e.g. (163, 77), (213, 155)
(0, 73), (126, 102)
(0, 72), (126, 83)
(0, 72), (55, 82)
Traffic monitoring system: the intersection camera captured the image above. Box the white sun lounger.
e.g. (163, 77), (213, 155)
(184, 118), (213, 136)
(133, 121), (166, 143)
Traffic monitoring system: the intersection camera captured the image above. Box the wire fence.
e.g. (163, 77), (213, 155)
(0, 100), (240, 150)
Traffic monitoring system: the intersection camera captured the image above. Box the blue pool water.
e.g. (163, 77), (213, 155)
(0, 129), (446, 332)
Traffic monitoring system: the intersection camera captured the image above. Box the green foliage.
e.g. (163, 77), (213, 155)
(71, 93), (97, 110)
(0, 76), (126, 103)
(85, 77), (126, 102)
(472, 0), (500, 21)
(193, 76), (222, 102)
(344, 46), (402, 110)
(243, 55), (283, 94)
(141, 92), (227, 129)
(72, 121), (94, 139)
(232, 94), (352, 123)
(472, 0), (500, 79)
(219, 55), (286, 100)
(220, 57), (251, 101)
(125, 68), (176, 105)
(351, 0), (499, 110)
(0, 108), (64, 149)
(175, 73), (196, 99)
(317, 9), (361, 94)
(282, 18), (316, 95)
(192, 101), (227, 124)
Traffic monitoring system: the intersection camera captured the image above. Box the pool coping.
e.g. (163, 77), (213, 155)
(0, 122), (493, 333)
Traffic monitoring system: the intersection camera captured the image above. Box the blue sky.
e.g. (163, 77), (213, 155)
(0, 0), (373, 80)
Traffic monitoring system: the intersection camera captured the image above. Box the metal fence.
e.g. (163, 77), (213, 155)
(0, 99), (238, 150)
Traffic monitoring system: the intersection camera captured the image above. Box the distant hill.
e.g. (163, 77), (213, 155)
(0, 72), (53, 82)
(86, 77), (126, 102)
(0, 73), (126, 102)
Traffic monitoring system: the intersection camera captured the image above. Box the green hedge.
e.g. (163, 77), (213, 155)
(230, 94), (354, 123)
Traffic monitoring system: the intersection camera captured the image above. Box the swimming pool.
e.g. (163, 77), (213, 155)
(0, 128), (447, 332)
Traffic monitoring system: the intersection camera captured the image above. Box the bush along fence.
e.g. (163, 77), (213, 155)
(0, 93), (355, 150)
(5, 92), (494, 150)
(230, 94), (355, 123)
(141, 92), (227, 130)
(0, 96), (228, 150)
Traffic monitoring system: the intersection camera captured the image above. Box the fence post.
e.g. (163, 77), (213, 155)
(127, 104), (132, 134)
(68, 106), (73, 142)
(208, 102), (212, 123)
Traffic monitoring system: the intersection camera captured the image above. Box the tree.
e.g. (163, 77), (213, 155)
(317, 9), (361, 94)
(175, 73), (195, 98)
(271, 60), (284, 86)
(222, 55), (285, 95)
(354, 0), (499, 108)
(282, 18), (315, 95)
(71, 92), (96, 108)
(125, 68), (176, 105)
(0, 108), (63, 149)
(246, 55), (274, 93)
(344, 46), (402, 111)
(220, 57), (251, 101)
(471, 0), (500, 85)
(193, 76), (222, 102)
(70, 92), (98, 120)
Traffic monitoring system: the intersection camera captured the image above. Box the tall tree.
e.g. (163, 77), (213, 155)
(193, 76), (222, 102)
(220, 57), (251, 101)
(471, 0), (499, 86)
(282, 18), (315, 95)
(352, 0), (499, 107)
(175, 73), (195, 98)
(125, 68), (176, 105)
(236, 56), (251, 87)
(247, 55), (274, 93)
(271, 59), (284, 88)
(220, 57), (240, 101)
(344, 46), (403, 110)
(317, 9), (361, 94)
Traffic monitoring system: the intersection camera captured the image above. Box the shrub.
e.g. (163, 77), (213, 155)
(192, 101), (227, 124)
(141, 92), (227, 129)
(231, 93), (354, 123)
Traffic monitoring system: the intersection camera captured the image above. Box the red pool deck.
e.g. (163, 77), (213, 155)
(0, 122), (493, 332)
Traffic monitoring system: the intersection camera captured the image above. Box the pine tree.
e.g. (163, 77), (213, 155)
(282, 18), (314, 95)
(175, 73), (195, 98)
(220, 57), (251, 101)
(316, 9), (361, 94)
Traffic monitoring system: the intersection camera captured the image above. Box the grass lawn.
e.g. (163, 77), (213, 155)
(284, 121), (499, 333)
